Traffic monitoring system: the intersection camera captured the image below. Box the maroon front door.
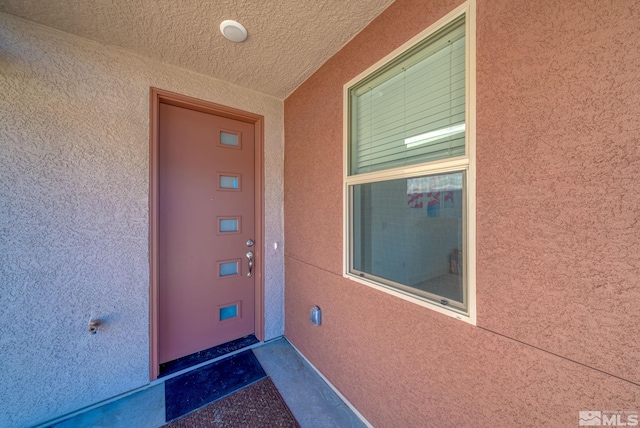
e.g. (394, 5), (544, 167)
(158, 102), (255, 363)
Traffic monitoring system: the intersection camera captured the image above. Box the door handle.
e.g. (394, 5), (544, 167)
(246, 251), (254, 277)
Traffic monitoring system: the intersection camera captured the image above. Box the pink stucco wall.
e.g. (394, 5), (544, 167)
(284, 0), (640, 426)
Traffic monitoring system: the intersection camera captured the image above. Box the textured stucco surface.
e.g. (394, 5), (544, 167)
(285, 259), (640, 427)
(0, 0), (395, 99)
(284, 0), (640, 426)
(0, 13), (284, 428)
(475, 0), (640, 384)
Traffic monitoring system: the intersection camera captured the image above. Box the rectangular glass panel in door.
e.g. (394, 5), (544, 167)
(219, 175), (239, 189)
(219, 304), (238, 321)
(220, 132), (239, 147)
(219, 261), (239, 277)
(219, 218), (239, 233)
(351, 171), (466, 309)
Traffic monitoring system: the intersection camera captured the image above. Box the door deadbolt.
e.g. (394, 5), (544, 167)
(246, 239), (254, 247)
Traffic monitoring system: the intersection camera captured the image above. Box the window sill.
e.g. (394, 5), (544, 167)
(343, 272), (476, 325)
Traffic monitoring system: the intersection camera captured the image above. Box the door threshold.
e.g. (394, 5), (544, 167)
(159, 334), (260, 378)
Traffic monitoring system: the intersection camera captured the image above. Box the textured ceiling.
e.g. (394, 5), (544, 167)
(0, 0), (395, 98)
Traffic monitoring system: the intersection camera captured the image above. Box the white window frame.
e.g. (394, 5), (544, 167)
(342, 0), (476, 325)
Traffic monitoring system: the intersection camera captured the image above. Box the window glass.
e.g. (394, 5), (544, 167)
(220, 132), (239, 147)
(351, 171), (466, 309)
(345, 8), (473, 320)
(219, 304), (238, 320)
(219, 218), (239, 233)
(219, 175), (239, 189)
(349, 17), (465, 175)
(219, 261), (239, 277)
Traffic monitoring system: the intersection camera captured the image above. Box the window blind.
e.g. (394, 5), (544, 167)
(349, 17), (466, 175)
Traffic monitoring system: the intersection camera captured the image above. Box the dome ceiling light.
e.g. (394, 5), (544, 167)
(220, 20), (248, 43)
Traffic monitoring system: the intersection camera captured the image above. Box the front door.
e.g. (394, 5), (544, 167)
(158, 102), (255, 364)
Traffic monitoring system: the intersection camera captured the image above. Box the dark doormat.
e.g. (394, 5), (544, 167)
(159, 335), (260, 378)
(165, 350), (266, 421)
(163, 377), (300, 428)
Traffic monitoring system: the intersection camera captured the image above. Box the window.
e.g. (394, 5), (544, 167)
(344, 2), (475, 323)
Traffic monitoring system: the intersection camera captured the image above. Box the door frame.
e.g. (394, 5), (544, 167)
(148, 87), (265, 380)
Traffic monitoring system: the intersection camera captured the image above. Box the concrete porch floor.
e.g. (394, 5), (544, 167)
(46, 338), (368, 428)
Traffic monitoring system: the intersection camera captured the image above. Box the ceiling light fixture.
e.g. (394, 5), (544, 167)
(220, 20), (248, 43)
